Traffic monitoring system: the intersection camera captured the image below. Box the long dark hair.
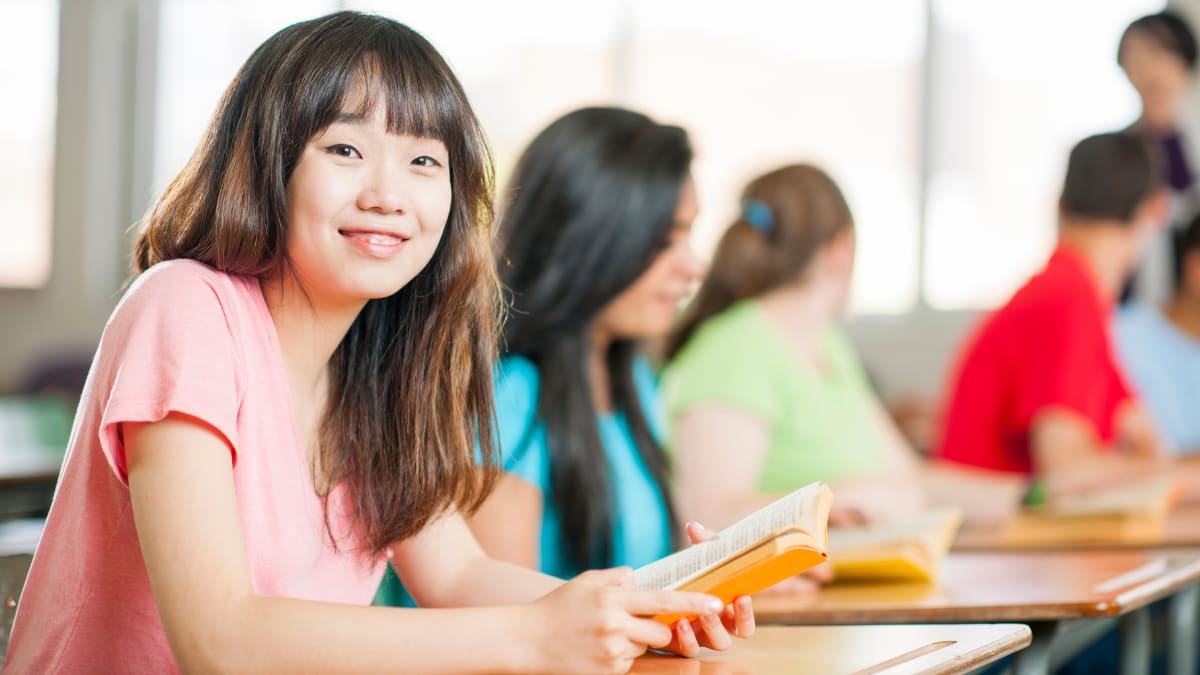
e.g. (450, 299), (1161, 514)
(497, 107), (688, 570)
(665, 164), (853, 361)
(134, 12), (500, 555)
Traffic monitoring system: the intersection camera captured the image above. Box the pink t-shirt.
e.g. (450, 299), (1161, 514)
(7, 260), (387, 673)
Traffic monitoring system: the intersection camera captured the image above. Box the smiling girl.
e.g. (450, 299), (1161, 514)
(6, 14), (741, 674)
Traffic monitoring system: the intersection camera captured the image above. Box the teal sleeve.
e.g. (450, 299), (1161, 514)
(493, 356), (548, 491)
(632, 357), (666, 444)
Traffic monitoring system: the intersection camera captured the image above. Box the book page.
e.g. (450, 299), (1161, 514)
(828, 507), (962, 553)
(1037, 477), (1178, 517)
(633, 482), (828, 591)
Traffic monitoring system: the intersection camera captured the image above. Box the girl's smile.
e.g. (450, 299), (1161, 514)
(338, 226), (413, 258)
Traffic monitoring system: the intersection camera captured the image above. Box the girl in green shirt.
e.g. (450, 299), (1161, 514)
(662, 164), (926, 534)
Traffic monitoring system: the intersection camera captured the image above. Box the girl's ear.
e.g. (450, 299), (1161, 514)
(818, 228), (856, 283)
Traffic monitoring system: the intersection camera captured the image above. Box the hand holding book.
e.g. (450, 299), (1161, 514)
(634, 483), (833, 623)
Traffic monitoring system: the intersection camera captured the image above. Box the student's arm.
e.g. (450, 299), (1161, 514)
(465, 474), (541, 569)
(826, 399), (926, 520)
(672, 405), (773, 530)
(1031, 407), (1165, 500)
(672, 406), (868, 528)
(393, 497), (557, 607)
(126, 414), (729, 674)
(1114, 399), (1169, 458)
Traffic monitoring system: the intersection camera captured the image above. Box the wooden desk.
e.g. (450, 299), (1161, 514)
(955, 504), (1200, 552)
(631, 624), (1031, 675)
(754, 550), (1200, 675)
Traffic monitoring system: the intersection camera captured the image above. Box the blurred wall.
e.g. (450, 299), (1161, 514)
(2, 0), (1196, 401)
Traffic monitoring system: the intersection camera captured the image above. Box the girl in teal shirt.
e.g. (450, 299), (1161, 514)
(378, 107), (718, 601)
(474, 107), (705, 576)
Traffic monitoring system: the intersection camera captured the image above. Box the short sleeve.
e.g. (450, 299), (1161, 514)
(96, 263), (242, 485)
(492, 356), (547, 489)
(662, 305), (781, 424)
(631, 358), (666, 443)
(1014, 296), (1111, 428)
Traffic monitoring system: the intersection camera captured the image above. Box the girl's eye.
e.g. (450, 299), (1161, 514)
(412, 156), (443, 168)
(327, 144), (362, 159)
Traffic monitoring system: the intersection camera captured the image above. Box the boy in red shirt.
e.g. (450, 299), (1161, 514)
(937, 132), (1169, 500)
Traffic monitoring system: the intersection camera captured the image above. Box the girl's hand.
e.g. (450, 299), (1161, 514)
(659, 523), (756, 657)
(527, 567), (723, 674)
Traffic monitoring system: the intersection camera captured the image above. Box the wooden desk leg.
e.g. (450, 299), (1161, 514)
(1011, 621), (1056, 675)
(1119, 607), (1151, 675)
(1168, 583), (1199, 675)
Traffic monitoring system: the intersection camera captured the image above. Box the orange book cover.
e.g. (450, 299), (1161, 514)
(633, 483), (832, 623)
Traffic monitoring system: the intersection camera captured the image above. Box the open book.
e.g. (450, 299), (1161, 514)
(827, 507), (962, 583)
(633, 482), (832, 623)
(1003, 476), (1181, 546)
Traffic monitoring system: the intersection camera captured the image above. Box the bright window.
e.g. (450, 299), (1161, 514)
(626, 0), (925, 315)
(151, 1), (1170, 314)
(922, 0), (1164, 310)
(154, 0), (337, 194)
(0, 1), (58, 288)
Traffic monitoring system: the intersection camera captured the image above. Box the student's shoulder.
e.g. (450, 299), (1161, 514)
(123, 259), (253, 309)
(675, 301), (768, 363)
(110, 259), (258, 334)
(995, 268), (1095, 330)
(1116, 302), (1175, 349)
(495, 355), (541, 413)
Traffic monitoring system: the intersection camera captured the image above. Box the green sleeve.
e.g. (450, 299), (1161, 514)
(662, 307), (780, 425)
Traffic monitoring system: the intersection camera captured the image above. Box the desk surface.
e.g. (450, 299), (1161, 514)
(955, 504), (1200, 551)
(753, 549), (1200, 625)
(631, 623), (1031, 675)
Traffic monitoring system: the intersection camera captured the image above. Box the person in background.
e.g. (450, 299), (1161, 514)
(936, 132), (1169, 502)
(662, 164), (926, 531)
(1116, 213), (1200, 456)
(376, 106), (762, 622)
(1118, 10), (1200, 302)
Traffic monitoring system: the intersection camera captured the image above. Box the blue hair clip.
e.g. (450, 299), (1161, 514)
(742, 199), (775, 234)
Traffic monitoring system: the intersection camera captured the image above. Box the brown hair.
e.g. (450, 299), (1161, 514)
(133, 12), (500, 555)
(665, 164), (853, 360)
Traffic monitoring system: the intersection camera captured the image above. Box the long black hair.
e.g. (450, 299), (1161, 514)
(496, 107), (689, 570)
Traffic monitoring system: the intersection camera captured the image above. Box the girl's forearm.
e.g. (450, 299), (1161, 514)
(191, 595), (543, 675)
(434, 556), (564, 606)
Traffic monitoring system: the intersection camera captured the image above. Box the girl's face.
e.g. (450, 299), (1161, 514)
(283, 106), (452, 309)
(1121, 31), (1191, 114)
(593, 177), (705, 341)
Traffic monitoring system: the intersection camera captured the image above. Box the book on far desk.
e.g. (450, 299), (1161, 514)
(633, 482), (832, 623)
(1004, 476), (1182, 547)
(827, 507), (963, 583)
